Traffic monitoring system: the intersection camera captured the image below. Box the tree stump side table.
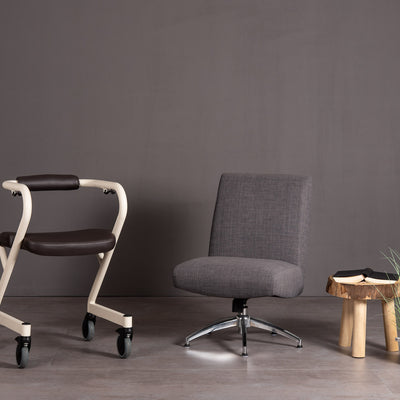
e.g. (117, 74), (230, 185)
(326, 276), (400, 358)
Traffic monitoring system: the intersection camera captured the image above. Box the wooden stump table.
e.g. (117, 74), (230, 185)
(326, 276), (400, 358)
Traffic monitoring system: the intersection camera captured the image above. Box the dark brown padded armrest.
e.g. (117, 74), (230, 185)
(16, 174), (80, 191)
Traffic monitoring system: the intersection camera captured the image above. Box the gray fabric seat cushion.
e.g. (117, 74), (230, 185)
(173, 256), (304, 299)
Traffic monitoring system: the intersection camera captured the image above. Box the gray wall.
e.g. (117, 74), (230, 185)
(1, 0), (400, 296)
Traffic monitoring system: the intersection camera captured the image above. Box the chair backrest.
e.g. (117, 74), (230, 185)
(209, 173), (312, 269)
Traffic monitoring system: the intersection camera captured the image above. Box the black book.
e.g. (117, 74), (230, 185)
(333, 268), (399, 284)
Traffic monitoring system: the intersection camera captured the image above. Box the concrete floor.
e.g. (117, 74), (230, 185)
(0, 296), (399, 399)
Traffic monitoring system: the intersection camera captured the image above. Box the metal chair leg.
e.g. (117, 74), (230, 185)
(239, 315), (250, 357)
(185, 317), (238, 347)
(183, 299), (302, 355)
(250, 317), (302, 348)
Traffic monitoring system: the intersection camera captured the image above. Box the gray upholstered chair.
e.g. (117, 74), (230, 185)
(173, 173), (312, 356)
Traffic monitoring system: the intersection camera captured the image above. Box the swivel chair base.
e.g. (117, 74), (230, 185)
(184, 299), (302, 357)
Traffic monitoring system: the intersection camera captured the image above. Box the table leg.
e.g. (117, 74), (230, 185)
(382, 299), (399, 352)
(352, 299), (367, 358)
(339, 299), (353, 347)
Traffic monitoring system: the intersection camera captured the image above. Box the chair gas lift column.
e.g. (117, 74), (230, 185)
(0, 175), (132, 368)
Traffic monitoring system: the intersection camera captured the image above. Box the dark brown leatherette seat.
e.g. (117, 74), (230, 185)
(0, 229), (115, 256)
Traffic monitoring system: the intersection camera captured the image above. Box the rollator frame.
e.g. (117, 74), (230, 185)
(0, 177), (132, 367)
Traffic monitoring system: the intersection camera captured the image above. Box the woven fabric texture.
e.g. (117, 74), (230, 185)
(173, 256), (303, 298)
(173, 173), (312, 299)
(209, 173), (311, 270)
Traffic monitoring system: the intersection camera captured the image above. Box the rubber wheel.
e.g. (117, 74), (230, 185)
(117, 336), (132, 359)
(82, 318), (95, 341)
(16, 345), (29, 369)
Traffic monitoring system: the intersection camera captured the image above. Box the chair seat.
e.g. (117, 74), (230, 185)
(0, 229), (115, 256)
(173, 256), (304, 299)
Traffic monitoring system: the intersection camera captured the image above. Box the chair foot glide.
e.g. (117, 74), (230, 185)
(15, 336), (31, 369)
(116, 327), (133, 359)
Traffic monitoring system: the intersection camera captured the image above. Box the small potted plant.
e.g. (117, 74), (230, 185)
(381, 248), (400, 335)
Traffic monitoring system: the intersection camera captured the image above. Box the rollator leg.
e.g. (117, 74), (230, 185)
(83, 251), (133, 358)
(0, 245), (32, 368)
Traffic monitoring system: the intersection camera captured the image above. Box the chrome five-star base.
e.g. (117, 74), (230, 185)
(184, 299), (302, 357)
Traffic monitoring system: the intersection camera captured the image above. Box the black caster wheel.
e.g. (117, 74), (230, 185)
(116, 327), (132, 359)
(15, 336), (31, 369)
(82, 313), (96, 341)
